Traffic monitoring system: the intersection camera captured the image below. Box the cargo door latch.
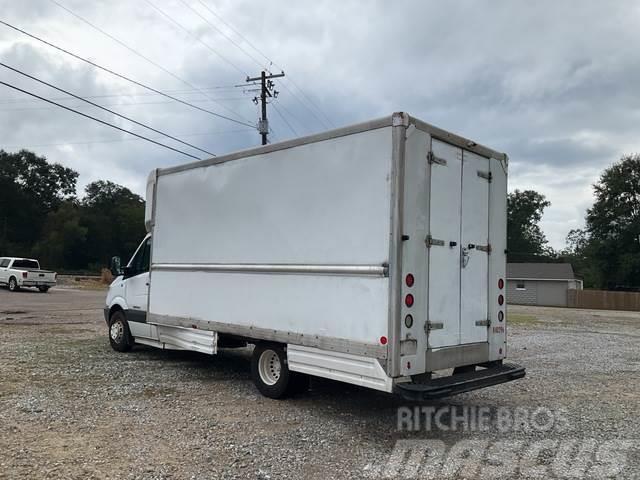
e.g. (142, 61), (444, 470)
(425, 321), (444, 334)
(425, 235), (445, 248)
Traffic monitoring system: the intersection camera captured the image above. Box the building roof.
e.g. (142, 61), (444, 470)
(507, 263), (576, 280)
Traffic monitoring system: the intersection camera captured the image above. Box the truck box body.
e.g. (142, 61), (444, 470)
(141, 112), (520, 395)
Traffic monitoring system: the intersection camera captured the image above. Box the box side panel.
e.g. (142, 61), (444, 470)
(149, 127), (393, 354)
(149, 271), (389, 347)
(152, 127), (393, 265)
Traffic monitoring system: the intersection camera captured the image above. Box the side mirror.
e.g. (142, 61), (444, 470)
(110, 256), (122, 277)
(122, 265), (135, 279)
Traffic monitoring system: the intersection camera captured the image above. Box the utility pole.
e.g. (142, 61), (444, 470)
(246, 70), (285, 145)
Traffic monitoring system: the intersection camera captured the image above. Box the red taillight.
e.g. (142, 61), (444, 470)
(22, 272), (27, 279)
(405, 294), (414, 307)
(498, 278), (504, 289)
(380, 336), (388, 345)
(405, 273), (415, 287)
(498, 294), (504, 306)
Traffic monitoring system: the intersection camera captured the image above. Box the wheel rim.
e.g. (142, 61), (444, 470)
(258, 349), (281, 386)
(110, 320), (124, 343)
(9, 279), (16, 290)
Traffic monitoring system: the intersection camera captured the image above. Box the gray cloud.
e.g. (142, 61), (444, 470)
(1, 0), (640, 249)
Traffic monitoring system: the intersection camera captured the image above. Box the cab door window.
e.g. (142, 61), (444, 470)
(130, 238), (151, 276)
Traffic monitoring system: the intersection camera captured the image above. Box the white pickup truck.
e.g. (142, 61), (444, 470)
(0, 257), (57, 292)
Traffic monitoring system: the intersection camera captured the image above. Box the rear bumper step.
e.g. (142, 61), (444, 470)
(394, 363), (525, 401)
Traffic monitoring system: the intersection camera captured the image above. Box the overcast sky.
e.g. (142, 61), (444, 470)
(1, 0), (639, 249)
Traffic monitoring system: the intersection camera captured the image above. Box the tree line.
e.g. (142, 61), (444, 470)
(1, 149), (638, 288)
(508, 154), (640, 289)
(0, 149), (146, 272)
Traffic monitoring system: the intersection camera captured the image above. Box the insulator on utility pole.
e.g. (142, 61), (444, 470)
(246, 70), (285, 145)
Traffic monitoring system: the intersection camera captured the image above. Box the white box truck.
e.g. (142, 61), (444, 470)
(104, 112), (525, 400)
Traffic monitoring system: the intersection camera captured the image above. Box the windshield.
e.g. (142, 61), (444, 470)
(12, 259), (40, 269)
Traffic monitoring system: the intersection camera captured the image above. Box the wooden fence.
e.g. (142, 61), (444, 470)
(567, 289), (640, 311)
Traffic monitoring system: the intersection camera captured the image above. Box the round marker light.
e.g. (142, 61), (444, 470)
(498, 294), (504, 306)
(404, 314), (414, 328)
(405, 294), (414, 307)
(380, 336), (388, 345)
(498, 311), (504, 322)
(405, 273), (415, 287)
(498, 278), (504, 290)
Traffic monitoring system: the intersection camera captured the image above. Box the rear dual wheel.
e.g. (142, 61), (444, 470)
(251, 343), (309, 399)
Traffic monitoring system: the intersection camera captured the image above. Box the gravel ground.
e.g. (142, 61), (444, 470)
(0, 288), (638, 479)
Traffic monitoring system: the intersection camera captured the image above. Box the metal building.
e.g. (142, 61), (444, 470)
(507, 263), (583, 307)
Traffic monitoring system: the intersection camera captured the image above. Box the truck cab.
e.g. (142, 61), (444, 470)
(104, 235), (152, 348)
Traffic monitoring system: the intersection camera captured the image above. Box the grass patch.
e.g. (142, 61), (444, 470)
(508, 313), (539, 325)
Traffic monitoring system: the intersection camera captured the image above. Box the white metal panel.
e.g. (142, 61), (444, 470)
(427, 140), (462, 348)
(149, 270), (389, 345)
(398, 128), (431, 375)
(460, 151), (490, 344)
(487, 157), (508, 360)
(287, 345), (393, 392)
(152, 127), (392, 266)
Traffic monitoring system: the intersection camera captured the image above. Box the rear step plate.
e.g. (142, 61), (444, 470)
(395, 363), (525, 401)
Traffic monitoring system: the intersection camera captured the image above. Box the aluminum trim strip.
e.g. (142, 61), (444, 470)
(152, 263), (388, 276)
(147, 313), (388, 359)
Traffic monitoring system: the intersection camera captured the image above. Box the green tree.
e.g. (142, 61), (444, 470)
(80, 180), (146, 268)
(0, 149), (78, 254)
(507, 189), (552, 262)
(32, 201), (88, 270)
(577, 154), (640, 288)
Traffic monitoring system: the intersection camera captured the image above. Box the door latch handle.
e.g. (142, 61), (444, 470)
(449, 241), (457, 247)
(461, 248), (470, 268)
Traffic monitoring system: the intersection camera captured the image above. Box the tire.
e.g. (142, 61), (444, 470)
(108, 310), (133, 352)
(251, 343), (307, 399)
(38, 286), (50, 293)
(8, 277), (19, 292)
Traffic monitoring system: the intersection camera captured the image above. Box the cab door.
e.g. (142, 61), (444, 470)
(124, 236), (151, 337)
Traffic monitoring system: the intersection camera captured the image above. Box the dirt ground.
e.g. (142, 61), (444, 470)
(0, 287), (638, 479)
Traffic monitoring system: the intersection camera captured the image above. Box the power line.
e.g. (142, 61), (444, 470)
(1, 62), (216, 157)
(143, 0), (247, 77)
(0, 20), (256, 128)
(178, 0), (265, 70)
(0, 81), (202, 160)
(46, 0), (254, 126)
(0, 88), (246, 105)
(2, 128), (253, 149)
(0, 97), (247, 111)
(191, 0), (334, 130)
(271, 100), (297, 137)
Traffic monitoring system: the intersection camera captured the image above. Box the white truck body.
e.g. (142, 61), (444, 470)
(105, 112), (524, 399)
(0, 257), (57, 291)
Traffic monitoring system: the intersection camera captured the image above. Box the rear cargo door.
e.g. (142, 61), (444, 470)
(427, 141), (490, 348)
(460, 151), (490, 344)
(427, 140), (462, 348)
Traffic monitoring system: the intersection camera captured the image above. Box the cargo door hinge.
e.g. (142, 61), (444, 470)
(475, 319), (491, 327)
(425, 321), (444, 334)
(427, 151), (447, 166)
(477, 170), (492, 182)
(425, 235), (445, 248)
(476, 244), (491, 254)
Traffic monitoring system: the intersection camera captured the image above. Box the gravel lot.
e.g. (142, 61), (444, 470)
(0, 287), (638, 479)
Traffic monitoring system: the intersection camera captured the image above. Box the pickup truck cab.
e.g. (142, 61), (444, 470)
(0, 257), (57, 292)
